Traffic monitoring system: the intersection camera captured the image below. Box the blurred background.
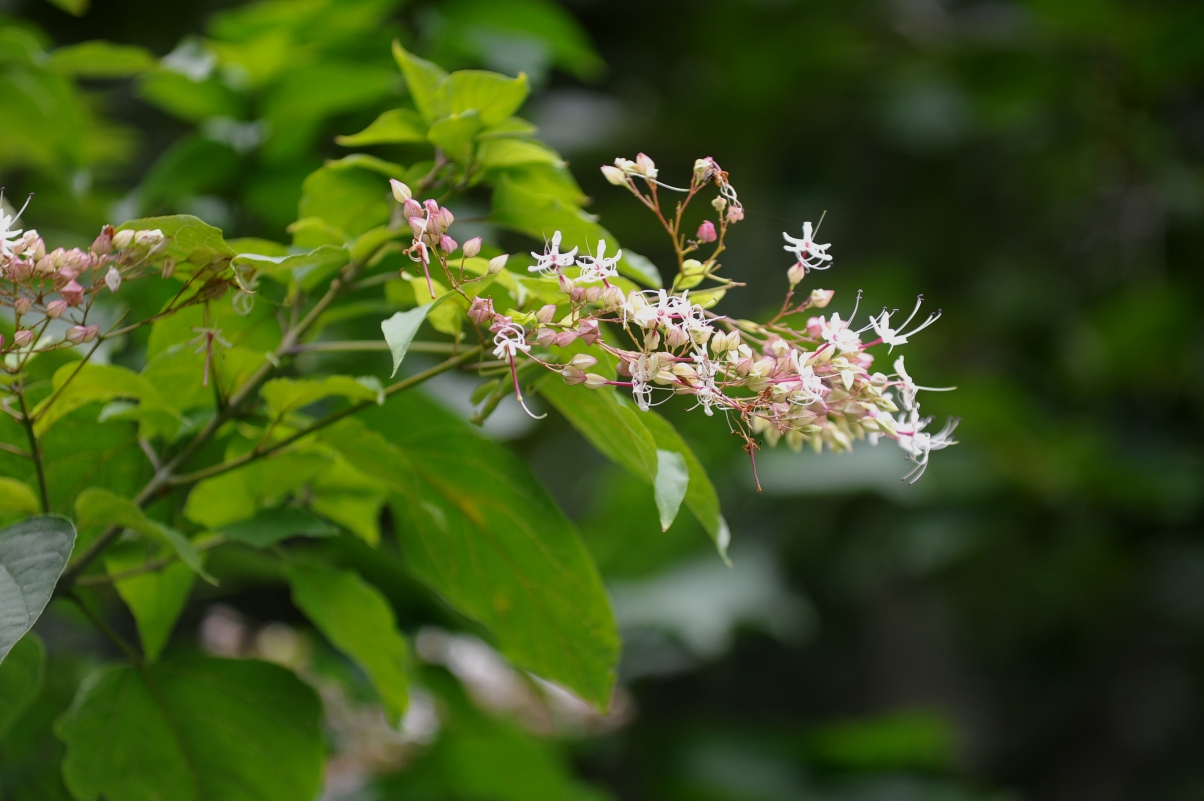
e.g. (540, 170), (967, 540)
(3, 0), (1204, 799)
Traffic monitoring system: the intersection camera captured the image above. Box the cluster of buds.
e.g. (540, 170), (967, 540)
(392, 178), (488, 296)
(388, 152), (959, 483)
(0, 194), (170, 363)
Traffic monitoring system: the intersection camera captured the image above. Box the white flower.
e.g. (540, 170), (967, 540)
(788, 351), (825, 405)
(892, 355), (955, 412)
(0, 194), (32, 259)
(782, 222), (832, 271)
(869, 296), (941, 351)
(491, 321), (530, 361)
(819, 313), (863, 354)
(575, 239), (621, 283)
(529, 231), (578, 276)
(894, 409), (959, 483)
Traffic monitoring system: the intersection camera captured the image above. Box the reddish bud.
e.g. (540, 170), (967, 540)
(92, 226), (114, 255)
(14, 297), (31, 316)
(696, 220), (717, 243)
(45, 300), (67, 318)
(467, 297), (495, 326)
(535, 304), (556, 324)
(13, 330), (33, 347)
(576, 318), (600, 345)
(439, 235), (457, 254)
(59, 280), (85, 306)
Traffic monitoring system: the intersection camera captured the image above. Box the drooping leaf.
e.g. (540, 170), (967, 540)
(286, 561), (410, 723)
(330, 399), (619, 708)
(183, 451), (334, 529)
(260, 375), (383, 420)
(44, 41), (157, 77)
(219, 507), (336, 548)
(392, 41), (450, 123)
(654, 449), (689, 532)
(0, 632), (44, 736)
(233, 244), (350, 292)
(56, 658), (324, 801)
(336, 108), (428, 146)
(74, 488), (210, 582)
(0, 516), (75, 663)
(381, 304), (435, 378)
(446, 70), (530, 126)
(104, 544), (197, 662)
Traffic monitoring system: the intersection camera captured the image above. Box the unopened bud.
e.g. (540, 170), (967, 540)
(601, 165), (627, 186)
(105, 266), (122, 293)
(433, 207), (454, 232)
(787, 263), (807, 287)
(45, 300), (67, 318)
(726, 205), (744, 223)
(536, 327), (557, 347)
(535, 304), (556, 324)
(112, 229), (135, 250)
(552, 330), (578, 347)
(13, 330), (33, 347)
(389, 179), (412, 203)
(92, 225), (114, 255)
(665, 325), (689, 349)
(462, 236), (482, 258)
(59, 280), (85, 306)
(161, 258), (176, 279)
(134, 229), (164, 250)
(601, 284), (624, 309)
(584, 286), (602, 304)
(558, 274), (574, 295)
(14, 297), (31, 316)
(696, 220), (717, 244)
(34, 256), (53, 275)
(467, 297), (495, 326)
(577, 318), (600, 346)
(402, 198), (423, 220)
(569, 285), (585, 303)
(561, 366), (586, 385)
(693, 157), (716, 184)
(487, 254), (508, 274)
(440, 235), (457, 254)
(66, 325), (89, 344)
(711, 196), (727, 213)
(808, 288), (835, 308)
(583, 373), (610, 389)
(569, 354), (598, 370)
(635, 152), (658, 178)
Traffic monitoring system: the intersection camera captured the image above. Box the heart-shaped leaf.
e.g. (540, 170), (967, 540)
(0, 516), (75, 663)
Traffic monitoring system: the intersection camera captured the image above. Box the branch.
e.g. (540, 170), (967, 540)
(14, 386), (48, 513)
(74, 536), (227, 587)
(289, 340), (455, 354)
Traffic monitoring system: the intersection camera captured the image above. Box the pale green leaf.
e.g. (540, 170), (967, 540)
(382, 304), (436, 378)
(392, 41), (450, 123)
(287, 561), (410, 723)
(0, 516), (75, 663)
(307, 458), (387, 545)
(539, 379), (657, 479)
(220, 507), (336, 548)
(56, 658), (324, 801)
(427, 109), (481, 164)
(0, 632), (43, 737)
(74, 488), (210, 582)
(105, 544), (196, 662)
(654, 449), (689, 532)
(476, 116), (538, 140)
(34, 363), (179, 436)
(183, 451), (334, 529)
(336, 108), (428, 146)
(44, 41), (157, 77)
(298, 164), (391, 241)
(115, 214), (235, 279)
(0, 478), (40, 518)
(260, 375), (382, 420)
(477, 138), (563, 169)
(447, 69), (530, 126)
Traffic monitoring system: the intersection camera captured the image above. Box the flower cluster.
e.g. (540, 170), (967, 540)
(388, 153), (959, 483)
(0, 194), (171, 362)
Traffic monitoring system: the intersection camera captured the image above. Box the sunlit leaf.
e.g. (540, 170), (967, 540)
(0, 516), (75, 663)
(336, 108), (428, 146)
(56, 658), (323, 801)
(183, 451), (334, 529)
(447, 69), (530, 126)
(75, 488), (210, 582)
(654, 449), (689, 532)
(427, 109), (481, 164)
(477, 138), (563, 169)
(105, 544), (197, 662)
(0, 478), (40, 519)
(260, 375), (382, 420)
(392, 41), (450, 123)
(44, 41), (157, 77)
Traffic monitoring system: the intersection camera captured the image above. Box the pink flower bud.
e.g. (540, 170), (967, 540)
(635, 152), (657, 178)
(423, 199), (440, 215)
(583, 373), (609, 389)
(408, 216), (427, 238)
(91, 225), (114, 256)
(576, 318), (600, 346)
(601, 285), (624, 309)
(601, 165), (627, 186)
(552, 330), (578, 347)
(403, 198), (423, 220)
(561, 366), (586, 385)
(805, 317), (824, 339)
(536, 327), (557, 347)
(487, 254), (508, 274)
(726, 205), (744, 223)
(13, 330), (33, 347)
(434, 207), (454, 231)
(570, 354), (598, 370)
(569, 285), (585, 303)
(696, 220), (717, 244)
(809, 289), (835, 308)
(14, 297), (31, 315)
(59, 280), (85, 306)
(105, 266), (122, 293)
(462, 237), (482, 258)
(558, 274), (574, 295)
(66, 325), (89, 344)
(162, 258), (176, 279)
(787, 263), (807, 287)
(467, 297), (495, 326)
(389, 179), (412, 203)
(34, 256), (54, 275)
(45, 300), (67, 318)
(535, 304), (556, 324)
(584, 286), (602, 304)
(665, 325), (690, 349)
(439, 235), (457, 254)
(8, 261), (31, 281)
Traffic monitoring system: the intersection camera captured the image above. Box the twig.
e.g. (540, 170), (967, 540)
(13, 386), (48, 513)
(66, 591), (142, 663)
(75, 536), (227, 587)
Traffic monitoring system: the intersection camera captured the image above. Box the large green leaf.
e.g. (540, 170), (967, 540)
(654, 449), (689, 532)
(427, 109), (481, 164)
(183, 451), (334, 529)
(447, 70), (530, 126)
(75, 488), (209, 582)
(56, 658), (323, 801)
(330, 398), (619, 708)
(104, 544), (197, 662)
(0, 516), (75, 663)
(219, 507), (336, 548)
(44, 41), (157, 77)
(41, 412), (146, 516)
(286, 561), (410, 723)
(34, 363), (179, 437)
(0, 632), (44, 737)
(381, 304), (437, 378)
(297, 164), (392, 241)
(116, 214), (235, 278)
(336, 108), (428, 146)
(477, 138), (563, 170)
(392, 41), (450, 123)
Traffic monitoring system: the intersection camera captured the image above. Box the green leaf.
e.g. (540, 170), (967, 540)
(183, 451), (334, 529)
(56, 658), (324, 801)
(0, 516), (75, 663)
(427, 109), (481, 164)
(44, 0), (89, 16)
(233, 244), (350, 292)
(42, 411), (146, 516)
(0, 633), (44, 737)
(44, 41), (157, 77)
(654, 449), (689, 532)
(286, 561), (410, 723)
(34, 363), (179, 436)
(116, 214), (235, 278)
(137, 71), (243, 123)
(382, 303), (437, 378)
(477, 138), (563, 169)
(104, 545), (196, 662)
(336, 108), (428, 146)
(447, 70), (530, 126)
(329, 403), (619, 708)
(617, 250), (663, 288)
(306, 459), (387, 546)
(74, 488), (211, 582)
(0, 477), (40, 518)
(260, 375), (382, 420)
(220, 507), (336, 548)
(392, 41), (450, 123)
(476, 116), (539, 139)
(298, 164), (391, 241)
